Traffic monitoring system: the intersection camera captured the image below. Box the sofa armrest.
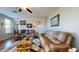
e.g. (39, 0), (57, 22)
(66, 35), (72, 45)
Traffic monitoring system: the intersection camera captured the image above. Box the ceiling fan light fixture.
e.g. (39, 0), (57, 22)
(18, 8), (22, 12)
(17, 7), (32, 13)
(26, 8), (32, 13)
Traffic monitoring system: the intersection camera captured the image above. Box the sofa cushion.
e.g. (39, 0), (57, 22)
(54, 43), (71, 48)
(51, 38), (62, 44)
(45, 31), (54, 37)
(57, 33), (68, 42)
(52, 31), (60, 38)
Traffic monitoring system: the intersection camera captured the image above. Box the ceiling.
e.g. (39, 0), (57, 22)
(0, 7), (58, 19)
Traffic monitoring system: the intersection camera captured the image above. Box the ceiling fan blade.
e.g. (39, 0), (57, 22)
(18, 8), (22, 12)
(26, 8), (32, 13)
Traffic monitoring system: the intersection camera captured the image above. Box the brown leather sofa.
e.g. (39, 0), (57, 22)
(44, 31), (73, 52)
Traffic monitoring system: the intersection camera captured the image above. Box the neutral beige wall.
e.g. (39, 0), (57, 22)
(47, 7), (79, 49)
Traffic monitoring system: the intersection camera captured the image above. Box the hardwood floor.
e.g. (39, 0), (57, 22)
(0, 36), (19, 52)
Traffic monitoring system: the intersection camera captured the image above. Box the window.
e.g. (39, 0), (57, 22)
(5, 18), (11, 33)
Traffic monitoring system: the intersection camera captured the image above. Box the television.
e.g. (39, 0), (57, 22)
(21, 30), (26, 34)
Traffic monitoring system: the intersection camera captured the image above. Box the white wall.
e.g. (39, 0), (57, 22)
(47, 7), (79, 49)
(15, 18), (46, 33)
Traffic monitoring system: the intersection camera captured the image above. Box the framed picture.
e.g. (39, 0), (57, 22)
(27, 23), (32, 28)
(50, 14), (60, 27)
(20, 20), (26, 25)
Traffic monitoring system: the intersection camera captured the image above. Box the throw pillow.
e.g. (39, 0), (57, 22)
(57, 33), (68, 42)
(51, 38), (61, 44)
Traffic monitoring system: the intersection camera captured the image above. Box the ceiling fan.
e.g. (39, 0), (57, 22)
(13, 7), (32, 13)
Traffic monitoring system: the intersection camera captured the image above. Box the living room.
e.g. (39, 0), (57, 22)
(0, 7), (79, 52)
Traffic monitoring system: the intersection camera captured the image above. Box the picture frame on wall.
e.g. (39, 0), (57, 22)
(50, 14), (60, 27)
(27, 23), (32, 28)
(20, 20), (26, 25)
